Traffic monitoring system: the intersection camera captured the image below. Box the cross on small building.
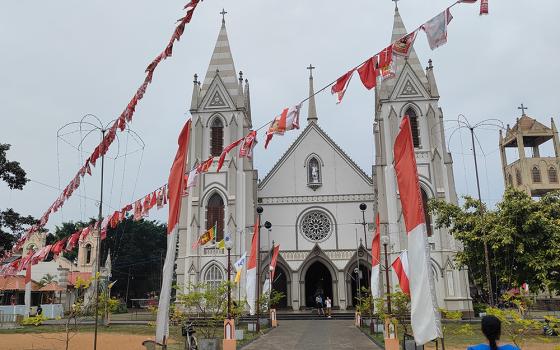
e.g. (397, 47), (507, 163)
(220, 8), (227, 22)
(392, 0), (399, 10)
(518, 103), (528, 116)
(307, 64), (315, 78)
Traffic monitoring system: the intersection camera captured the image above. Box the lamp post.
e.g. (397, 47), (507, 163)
(381, 236), (392, 314)
(255, 206), (263, 332)
(264, 222), (272, 304)
(359, 203), (368, 249)
(354, 228), (362, 308)
(225, 235), (234, 319)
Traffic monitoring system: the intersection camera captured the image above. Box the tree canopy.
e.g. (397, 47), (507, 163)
(429, 188), (560, 301)
(0, 143), (36, 252)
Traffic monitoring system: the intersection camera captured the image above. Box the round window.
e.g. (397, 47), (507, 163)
(300, 210), (332, 242)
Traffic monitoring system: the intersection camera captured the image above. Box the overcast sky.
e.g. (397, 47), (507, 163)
(1, 0), (559, 232)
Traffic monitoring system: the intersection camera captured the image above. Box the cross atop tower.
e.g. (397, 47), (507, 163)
(392, 0), (399, 10)
(518, 103), (528, 116)
(220, 8), (227, 23)
(307, 64), (315, 78)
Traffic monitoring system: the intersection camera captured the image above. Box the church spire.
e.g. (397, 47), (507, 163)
(380, 5), (428, 99)
(200, 11), (239, 100)
(307, 64), (318, 123)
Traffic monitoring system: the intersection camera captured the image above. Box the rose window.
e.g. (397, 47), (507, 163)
(300, 210), (332, 242)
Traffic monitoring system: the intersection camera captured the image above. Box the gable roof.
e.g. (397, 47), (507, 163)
(258, 122), (372, 189)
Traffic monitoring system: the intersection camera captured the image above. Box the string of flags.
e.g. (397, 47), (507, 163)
(12, 0), (489, 258)
(13, 0), (203, 252)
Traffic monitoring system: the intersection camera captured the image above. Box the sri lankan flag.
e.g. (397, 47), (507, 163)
(192, 224), (216, 249)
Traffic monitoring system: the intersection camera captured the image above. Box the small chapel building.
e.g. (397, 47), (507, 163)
(176, 8), (471, 313)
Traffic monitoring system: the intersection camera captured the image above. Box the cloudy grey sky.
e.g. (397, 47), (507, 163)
(1, 0), (559, 232)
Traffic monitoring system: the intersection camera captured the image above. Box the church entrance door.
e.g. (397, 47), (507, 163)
(304, 261), (333, 308)
(272, 266), (289, 309)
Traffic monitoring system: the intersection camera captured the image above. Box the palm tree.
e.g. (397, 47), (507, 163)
(38, 273), (57, 287)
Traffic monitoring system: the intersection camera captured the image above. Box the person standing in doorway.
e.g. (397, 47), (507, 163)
(325, 296), (332, 318)
(315, 294), (324, 316)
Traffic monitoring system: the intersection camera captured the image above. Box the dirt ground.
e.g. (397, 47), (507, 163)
(1, 332), (164, 350)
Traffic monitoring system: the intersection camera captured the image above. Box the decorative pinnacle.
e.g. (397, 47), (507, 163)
(220, 8), (227, 23)
(238, 71), (243, 82)
(193, 73), (198, 84)
(392, 0), (399, 10)
(518, 103), (528, 116)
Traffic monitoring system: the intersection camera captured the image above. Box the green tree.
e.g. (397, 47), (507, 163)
(429, 188), (560, 299)
(0, 143), (36, 251)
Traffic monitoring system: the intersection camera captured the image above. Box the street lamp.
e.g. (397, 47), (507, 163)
(255, 206), (264, 332)
(381, 235), (392, 314)
(225, 233), (234, 319)
(359, 203), (368, 249)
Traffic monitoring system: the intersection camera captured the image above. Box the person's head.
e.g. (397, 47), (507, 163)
(481, 315), (501, 350)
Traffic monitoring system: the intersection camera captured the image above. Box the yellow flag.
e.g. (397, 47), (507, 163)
(216, 239), (225, 250)
(234, 270), (242, 284)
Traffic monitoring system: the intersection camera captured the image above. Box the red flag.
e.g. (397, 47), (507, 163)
(150, 191), (158, 208)
(216, 138), (243, 172)
(392, 251), (410, 295)
(246, 217), (259, 315)
(269, 244), (280, 281)
(167, 120), (191, 234)
(480, 0), (488, 15)
(66, 231), (80, 251)
(371, 213), (381, 298)
(331, 69), (355, 103)
(358, 56), (378, 90)
(198, 156), (214, 173)
(393, 30), (418, 56)
(51, 238), (68, 256)
(378, 45), (395, 81)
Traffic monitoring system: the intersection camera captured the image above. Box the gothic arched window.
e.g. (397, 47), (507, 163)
(206, 193), (224, 242)
(204, 264), (224, 289)
(516, 169), (522, 185)
(85, 244), (92, 264)
(532, 166), (541, 183)
(548, 167), (558, 183)
(210, 118), (224, 157)
(405, 108), (421, 148)
(307, 157), (321, 184)
(421, 188), (433, 237)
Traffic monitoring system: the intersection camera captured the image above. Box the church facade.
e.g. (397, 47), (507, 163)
(176, 10), (471, 313)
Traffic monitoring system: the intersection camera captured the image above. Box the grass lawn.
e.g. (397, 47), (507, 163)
(0, 322), (269, 350)
(360, 322), (560, 350)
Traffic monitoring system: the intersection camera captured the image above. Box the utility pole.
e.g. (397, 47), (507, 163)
(93, 129), (106, 350)
(469, 127), (494, 306)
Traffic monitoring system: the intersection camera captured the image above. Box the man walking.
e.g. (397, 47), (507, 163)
(325, 296), (332, 318)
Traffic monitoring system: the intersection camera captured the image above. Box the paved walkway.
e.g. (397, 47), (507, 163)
(242, 320), (381, 350)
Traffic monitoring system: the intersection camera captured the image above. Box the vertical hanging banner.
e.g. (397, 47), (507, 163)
(246, 218), (260, 315)
(156, 119), (192, 344)
(392, 250), (411, 295)
(370, 214), (381, 298)
(393, 116), (442, 345)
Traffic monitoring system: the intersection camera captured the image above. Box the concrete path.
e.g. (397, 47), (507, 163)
(242, 320), (381, 350)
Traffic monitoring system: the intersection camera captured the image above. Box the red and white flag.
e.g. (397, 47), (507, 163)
(391, 250), (410, 295)
(358, 56), (378, 90)
(156, 119), (192, 344)
(246, 217), (260, 315)
(270, 244), (280, 281)
(394, 116), (442, 345)
(65, 231), (80, 252)
(422, 8), (453, 50)
(265, 104), (301, 148)
(371, 213), (381, 298)
(331, 69), (355, 103)
(378, 45), (395, 81)
(239, 130), (258, 159)
(51, 238), (68, 257)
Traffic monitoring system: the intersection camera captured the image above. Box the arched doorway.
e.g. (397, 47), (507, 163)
(304, 261), (333, 308)
(349, 264), (370, 307)
(272, 265), (289, 309)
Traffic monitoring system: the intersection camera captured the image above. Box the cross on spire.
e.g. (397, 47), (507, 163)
(220, 8), (227, 23)
(392, 0), (399, 10)
(307, 64), (315, 78)
(518, 103), (528, 116)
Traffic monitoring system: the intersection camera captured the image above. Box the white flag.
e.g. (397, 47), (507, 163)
(422, 9), (453, 50)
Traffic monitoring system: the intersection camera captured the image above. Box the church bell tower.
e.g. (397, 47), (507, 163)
(374, 6), (471, 313)
(175, 13), (257, 290)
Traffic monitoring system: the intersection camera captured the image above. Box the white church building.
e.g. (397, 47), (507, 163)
(176, 9), (471, 313)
